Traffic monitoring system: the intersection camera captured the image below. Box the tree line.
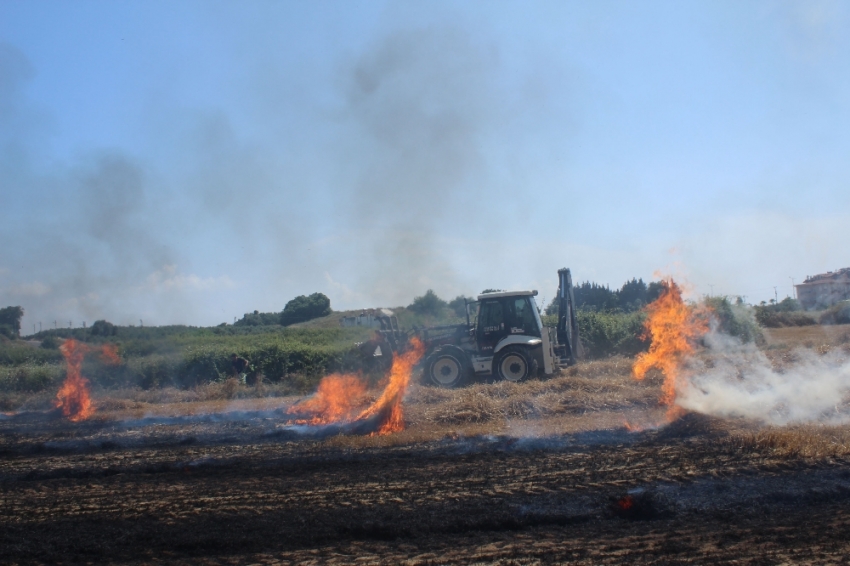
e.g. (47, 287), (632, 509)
(235, 292), (332, 327)
(545, 278), (667, 315)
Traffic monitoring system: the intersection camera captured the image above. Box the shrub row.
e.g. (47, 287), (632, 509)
(0, 328), (374, 394)
(755, 310), (817, 328)
(0, 363), (64, 393)
(541, 310), (649, 359)
(703, 296), (763, 343)
(819, 302), (850, 325)
(575, 310), (649, 358)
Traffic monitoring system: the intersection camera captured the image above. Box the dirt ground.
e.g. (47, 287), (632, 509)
(3, 328), (850, 565)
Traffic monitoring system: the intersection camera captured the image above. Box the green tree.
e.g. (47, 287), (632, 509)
(773, 297), (803, 312)
(704, 296), (762, 342)
(90, 319), (117, 336)
(617, 278), (648, 311)
(753, 297), (815, 327)
(280, 293), (332, 326)
(548, 278), (669, 316)
(408, 289), (448, 316)
(646, 281), (666, 304)
(235, 310), (281, 327)
(448, 295), (474, 318)
(0, 306), (24, 339)
(573, 282), (619, 311)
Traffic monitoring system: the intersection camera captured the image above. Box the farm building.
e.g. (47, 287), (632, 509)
(339, 308), (397, 329)
(795, 267), (850, 310)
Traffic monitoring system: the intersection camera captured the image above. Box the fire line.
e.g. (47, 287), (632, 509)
(55, 338), (120, 422)
(286, 337), (425, 435)
(632, 279), (709, 422)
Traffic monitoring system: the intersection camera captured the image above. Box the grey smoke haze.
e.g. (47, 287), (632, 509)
(6, 150), (191, 323)
(677, 331), (850, 425)
(2, 2), (850, 329)
(0, 43), (191, 324)
(0, 28), (512, 325)
(336, 28), (499, 301)
(80, 155), (172, 274)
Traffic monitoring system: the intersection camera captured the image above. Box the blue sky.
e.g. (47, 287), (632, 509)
(1, 0), (848, 330)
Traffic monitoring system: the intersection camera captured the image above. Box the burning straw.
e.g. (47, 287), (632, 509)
(632, 277), (850, 427)
(286, 337), (425, 436)
(632, 279), (709, 423)
(55, 339), (120, 422)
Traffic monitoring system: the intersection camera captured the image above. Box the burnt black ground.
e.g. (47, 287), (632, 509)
(2, 414), (850, 564)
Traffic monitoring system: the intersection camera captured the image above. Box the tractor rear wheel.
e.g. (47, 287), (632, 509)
(425, 346), (470, 388)
(495, 345), (535, 383)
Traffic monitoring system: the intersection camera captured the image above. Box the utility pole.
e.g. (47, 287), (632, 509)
(789, 277), (796, 299)
(69, 320), (72, 328)
(33, 324), (36, 335)
(54, 320), (57, 329)
(140, 319), (143, 327)
(773, 286), (778, 304)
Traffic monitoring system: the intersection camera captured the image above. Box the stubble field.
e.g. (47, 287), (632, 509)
(2, 324), (850, 564)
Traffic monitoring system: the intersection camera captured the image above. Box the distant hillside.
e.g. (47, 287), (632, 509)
(292, 307), (466, 330)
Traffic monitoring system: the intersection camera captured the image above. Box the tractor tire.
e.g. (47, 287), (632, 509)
(495, 345), (536, 383)
(425, 346), (471, 388)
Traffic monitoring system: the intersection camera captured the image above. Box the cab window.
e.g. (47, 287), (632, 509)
(478, 301), (503, 333)
(508, 297), (540, 337)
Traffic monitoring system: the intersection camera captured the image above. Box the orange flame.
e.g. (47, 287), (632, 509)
(632, 280), (708, 420)
(356, 336), (425, 435)
(286, 373), (369, 425)
(55, 339), (121, 422)
(286, 337), (426, 435)
(55, 339), (94, 422)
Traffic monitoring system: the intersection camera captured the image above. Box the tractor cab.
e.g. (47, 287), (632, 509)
(474, 291), (542, 353)
(422, 289), (559, 388)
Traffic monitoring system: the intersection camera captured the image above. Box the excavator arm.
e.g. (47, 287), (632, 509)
(556, 268), (581, 364)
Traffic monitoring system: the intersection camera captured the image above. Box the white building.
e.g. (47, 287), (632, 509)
(795, 268), (850, 310)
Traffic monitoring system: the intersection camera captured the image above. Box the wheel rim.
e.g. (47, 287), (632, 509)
(499, 354), (527, 382)
(432, 357), (461, 385)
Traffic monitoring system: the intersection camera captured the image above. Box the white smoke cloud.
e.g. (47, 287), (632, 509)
(324, 272), (364, 306)
(4, 281), (51, 297)
(677, 330), (850, 425)
(141, 265), (236, 292)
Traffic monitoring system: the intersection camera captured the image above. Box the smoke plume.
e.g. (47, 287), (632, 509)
(335, 27), (499, 303)
(677, 331), (850, 425)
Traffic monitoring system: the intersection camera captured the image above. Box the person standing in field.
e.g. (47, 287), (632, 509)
(230, 353), (251, 384)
